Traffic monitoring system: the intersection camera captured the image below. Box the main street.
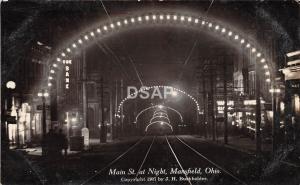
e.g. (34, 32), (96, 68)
(4, 134), (299, 185)
(2, 1), (300, 185)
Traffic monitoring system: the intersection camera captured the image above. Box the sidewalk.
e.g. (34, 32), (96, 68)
(89, 136), (142, 146)
(194, 135), (272, 155)
(195, 135), (300, 168)
(14, 136), (144, 156)
(16, 147), (80, 156)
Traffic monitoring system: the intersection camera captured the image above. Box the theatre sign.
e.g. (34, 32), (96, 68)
(63, 59), (72, 89)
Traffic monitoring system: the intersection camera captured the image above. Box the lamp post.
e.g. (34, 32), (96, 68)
(4, 81), (16, 149)
(38, 90), (49, 156)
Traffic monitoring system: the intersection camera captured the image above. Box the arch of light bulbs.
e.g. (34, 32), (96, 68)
(150, 115), (170, 123)
(153, 112), (168, 117)
(154, 109), (167, 114)
(40, 11), (274, 99)
(145, 121), (173, 132)
(116, 85), (201, 117)
(134, 105), (183, 124)
(145, 108), (173, 132)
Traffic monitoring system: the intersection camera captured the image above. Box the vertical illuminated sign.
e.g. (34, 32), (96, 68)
(63, 60), (72, 89)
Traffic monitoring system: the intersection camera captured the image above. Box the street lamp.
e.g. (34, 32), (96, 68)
(6, 81), (16, 89)
(38, 90), (49, 156)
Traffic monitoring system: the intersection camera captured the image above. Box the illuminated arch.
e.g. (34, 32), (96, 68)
(39, 11), (274, 101)
(153, 112), (168, 117)
(145, 107), (173, 132)
(145, 121), (173, 132)
(154, 109), (167, 114)
(150, 115), (170, 124)
(134, 105), (183, 123)
(117, 85), (201, 115)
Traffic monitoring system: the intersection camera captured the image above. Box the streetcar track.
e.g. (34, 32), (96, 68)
(80, 135), (247, 185)
(176, 136), (248, 185)
(80, 136), (147, 185)
(135, 136), (156, 178)
(165, 136), (193, 185)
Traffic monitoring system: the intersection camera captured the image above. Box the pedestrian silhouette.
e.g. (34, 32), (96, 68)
(43, 127), (69, 160)
(57, 129), (68, 157)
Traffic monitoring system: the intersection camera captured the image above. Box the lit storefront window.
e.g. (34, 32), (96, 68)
(294, 94), (300, 116)
(280, 102), (285, 113)
(217, 100), (234, 114)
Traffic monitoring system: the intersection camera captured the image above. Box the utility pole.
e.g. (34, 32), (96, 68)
(134, 99), (138, 136)
(120, 79), (124, 137)
(41, 90), (46, 156)
(196, 83), (200, 135)
(254, 14), (263, 156)
(114, 80), (118, 139)
(100, 77), (107, 143)
(202, 72), (207, 138)
(109, 81), (113, 141)
(272, 88), (280, 153)
(255, 63), (262, 155)
(224, 60), (228, 144)
(81, 49), (90, 149)
(50, 79), (57, 129)
(16, 107), (20, 148)
(210, 67), (216, 141)
(29, 98), (33, 144)
(82, 50), (87, 129)
(284, 80), (293, 146)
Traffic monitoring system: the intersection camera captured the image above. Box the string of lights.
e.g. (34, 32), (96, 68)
(145, 108), (173, 132)
(133, 105), (183, 124)
(116, 85), (201, 116)
(40, 12), (273, 99)
(149, 115), (170, 124)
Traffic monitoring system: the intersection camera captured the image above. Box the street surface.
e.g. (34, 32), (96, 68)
(2, 135), (300, 185)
